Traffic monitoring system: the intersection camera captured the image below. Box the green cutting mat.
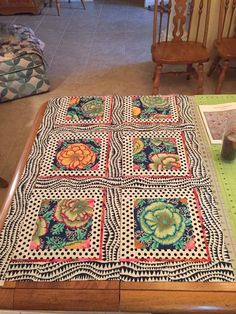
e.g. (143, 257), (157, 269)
(195, 95), (236, 238)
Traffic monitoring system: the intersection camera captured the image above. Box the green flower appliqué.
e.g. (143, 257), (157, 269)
(134, 198), (194, 250)
(140, 202), (185, 245)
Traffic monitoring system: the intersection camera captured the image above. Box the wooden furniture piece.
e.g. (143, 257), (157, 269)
(151, 0), (211, 95)
(0, 98), (236, 313)
(207, 0), (236, 94)
(49, 0), (86, 16)
(0, 281), (119, 311)
(0, 0), (45, 15)
(120, 282), (236, 314)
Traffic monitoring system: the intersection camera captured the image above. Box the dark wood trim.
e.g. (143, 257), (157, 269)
(120, 289), (236, 313)
(13, 288), (119, 311)
(121, 281), (236, 292)
(0, 288), (14, 310)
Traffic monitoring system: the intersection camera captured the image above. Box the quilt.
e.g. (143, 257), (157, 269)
(0, 95), (235, 282)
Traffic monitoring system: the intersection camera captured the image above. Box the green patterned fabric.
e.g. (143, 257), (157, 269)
(0, 24), (49, 103)
(0, 54), (42, 76)
(195, 95), (236, 238)
(0, 66), (50, 102)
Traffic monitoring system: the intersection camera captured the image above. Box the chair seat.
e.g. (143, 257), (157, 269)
(216, 38), (236, 59)
(152, 42), (209, 64)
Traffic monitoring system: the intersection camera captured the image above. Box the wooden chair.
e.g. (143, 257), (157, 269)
(208, 0), (236, 94)
(49, 0), (86, 16)
(151, 0), (211, 95)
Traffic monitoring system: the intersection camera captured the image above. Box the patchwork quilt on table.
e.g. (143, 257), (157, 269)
(0, 95), (235, 282)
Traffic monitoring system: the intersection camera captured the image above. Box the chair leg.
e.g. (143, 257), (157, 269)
(197, 63), (204, 94)
(55, 0), (60, 15)
(152, 69), (156, 81)
(81, 0), (86, 9)
(68, 0), (85, 9)
(152, 64), (162, 95)
(186, 64), (193, 80)
(0, 177), (8, 188)
(208, 55), (220, 77)
(215, 59), (229, 94)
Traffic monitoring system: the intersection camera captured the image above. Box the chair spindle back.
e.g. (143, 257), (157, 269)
(152, 0), (211, 47)
(219, 0), (236, 40)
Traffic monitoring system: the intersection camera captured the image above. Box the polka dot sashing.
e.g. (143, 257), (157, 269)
(38, 132), (110, 178)
(55, 96), (113, 126)
(123, 130), (190, 178)
(120, 188), (210, 262)
(123, 95), (179, 124)
(12, 189), (105, 261)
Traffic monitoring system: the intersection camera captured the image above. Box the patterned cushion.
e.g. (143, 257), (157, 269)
(0, 53), (43, 76)
(0, 65), (50, 102)
(0, 24), (50, 102)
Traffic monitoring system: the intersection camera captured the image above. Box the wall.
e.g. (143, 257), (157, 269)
(206, 0), (220, 52)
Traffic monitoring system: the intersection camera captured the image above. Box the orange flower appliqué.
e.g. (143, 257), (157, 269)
(56, 143), (96, 170)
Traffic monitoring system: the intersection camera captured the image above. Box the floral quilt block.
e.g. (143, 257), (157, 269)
(12, 189), (105, 261)
(123, 131), (190, 178)
(30, 198), (94, 250)
(134, 198), (194, 251)
(133, 137), (180, 172)
(52, 138), (101, 172)
(120, 188), (210, 262)
(39, 132), (110, 178)
(123, 95), (179, 123)
(55, 96), (112, 126)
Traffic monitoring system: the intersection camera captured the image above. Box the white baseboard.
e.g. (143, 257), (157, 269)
(144, 0), (154, 7)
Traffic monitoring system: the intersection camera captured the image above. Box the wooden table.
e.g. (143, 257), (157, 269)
(0, 101), (236, 313)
